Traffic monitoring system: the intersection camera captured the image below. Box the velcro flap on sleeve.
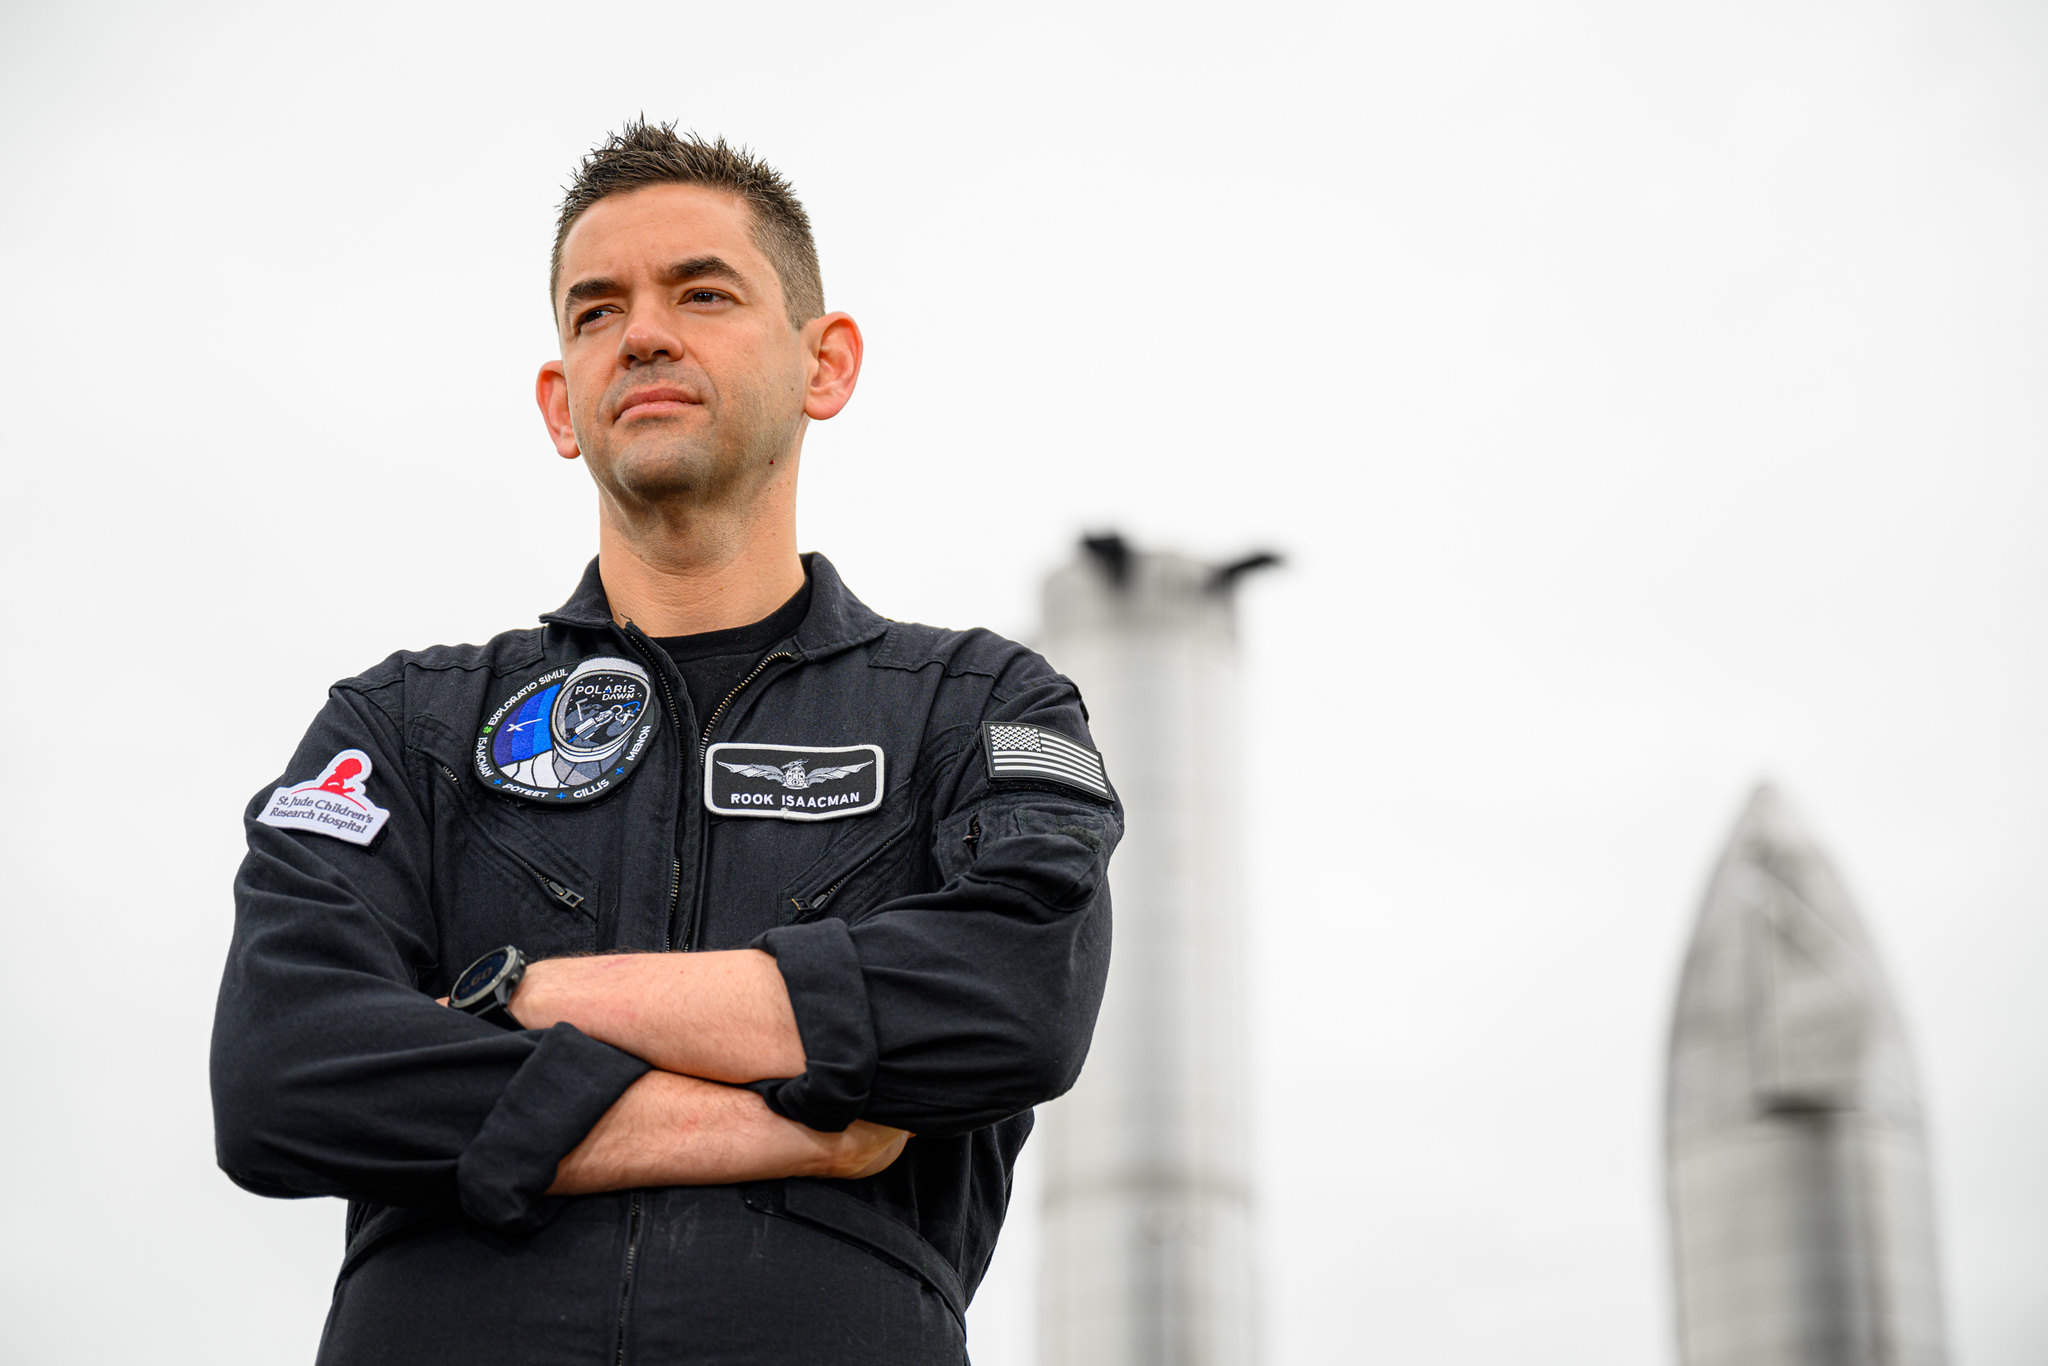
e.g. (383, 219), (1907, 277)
(968, 805), (1115, 911)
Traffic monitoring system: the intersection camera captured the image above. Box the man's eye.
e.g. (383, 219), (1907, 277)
(575, 306), (613, 331)
(687, 290), (725, 304)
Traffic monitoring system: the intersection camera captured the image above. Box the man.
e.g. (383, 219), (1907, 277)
(211, 121), (1120, 1365)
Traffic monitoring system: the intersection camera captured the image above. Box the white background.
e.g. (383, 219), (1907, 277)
(3, 2), (2044, 1362)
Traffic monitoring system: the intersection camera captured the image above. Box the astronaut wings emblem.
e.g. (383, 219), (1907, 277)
(704, 742), (885, 821)
(717, 758), (871, 790)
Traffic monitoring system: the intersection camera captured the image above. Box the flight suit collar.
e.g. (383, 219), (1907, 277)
(540, 552), (889, 660)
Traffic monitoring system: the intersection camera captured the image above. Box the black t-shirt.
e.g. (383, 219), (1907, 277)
(651, 573), (812, 727)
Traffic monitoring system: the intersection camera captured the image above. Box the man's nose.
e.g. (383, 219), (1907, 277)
(619, 308), (685, 366)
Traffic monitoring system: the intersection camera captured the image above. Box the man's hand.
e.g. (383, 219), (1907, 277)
(830, 1119), (913, 1180)
(509, 950), (807, 1083)
(547, 1071), (910, 1195)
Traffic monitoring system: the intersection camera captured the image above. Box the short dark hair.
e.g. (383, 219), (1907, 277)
(551, 119), (824, 329)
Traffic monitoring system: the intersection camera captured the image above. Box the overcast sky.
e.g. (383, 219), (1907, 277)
(3, 1), (2045, 1362)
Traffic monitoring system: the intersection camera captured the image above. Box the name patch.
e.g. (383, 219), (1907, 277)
(257, 749), (392, 847)
(705, 742), (885, 821)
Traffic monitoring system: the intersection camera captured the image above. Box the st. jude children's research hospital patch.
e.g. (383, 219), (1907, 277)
(257, 749), (392, 846)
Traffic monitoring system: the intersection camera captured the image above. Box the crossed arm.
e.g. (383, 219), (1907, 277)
(487, 950), (909, 1193)
(218, 675), (1115, 1233)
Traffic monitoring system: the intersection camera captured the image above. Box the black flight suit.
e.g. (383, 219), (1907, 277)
(210, 554), (1120, 1364)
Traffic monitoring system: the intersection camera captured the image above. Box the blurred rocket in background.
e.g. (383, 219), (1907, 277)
(1024, 535), (1950, 1366)
(1666, 785), (1948, 1366)
(1034, 535), (1276, 1366)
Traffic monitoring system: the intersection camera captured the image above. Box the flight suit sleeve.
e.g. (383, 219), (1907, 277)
(210, 678), (649, 1235)
(753, 660), (1119, 1137)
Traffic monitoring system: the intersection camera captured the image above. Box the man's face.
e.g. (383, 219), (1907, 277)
(541, 183), (809, 512)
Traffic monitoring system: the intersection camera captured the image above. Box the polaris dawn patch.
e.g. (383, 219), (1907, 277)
(475, 656), (660, 804)
(983, 723), (1113, 801)
(258, 749), (392, 846)
(705, 742), (884, 821)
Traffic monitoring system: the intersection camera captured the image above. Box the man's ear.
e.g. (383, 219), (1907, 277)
(802, 313), (864, 421)
(536, 361), (581, 459)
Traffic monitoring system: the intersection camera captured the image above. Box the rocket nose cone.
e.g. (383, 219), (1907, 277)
(1667, 783), (1923, 1135)
(1732, 780), (1808, 859)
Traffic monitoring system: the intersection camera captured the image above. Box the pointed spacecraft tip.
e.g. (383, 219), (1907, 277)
(1696, 779), (1885, 1009)
(1671, 778), (1927, 1150)
(1727, 779), (1818, 866)
(1080, 532), (1132, 587)
(1208, 551), (1282, 594)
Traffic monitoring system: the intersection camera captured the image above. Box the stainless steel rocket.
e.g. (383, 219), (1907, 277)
(1034, 536), (1274, 1366)
(1666, 784), (1947, 1366)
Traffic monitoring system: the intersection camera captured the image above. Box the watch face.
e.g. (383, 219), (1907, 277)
(453, 947), (512, 1005)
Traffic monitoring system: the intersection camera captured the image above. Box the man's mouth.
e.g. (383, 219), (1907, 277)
(614, 386), (701, 421)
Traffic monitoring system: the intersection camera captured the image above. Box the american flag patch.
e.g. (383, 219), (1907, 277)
(983, 723), (1113, 801)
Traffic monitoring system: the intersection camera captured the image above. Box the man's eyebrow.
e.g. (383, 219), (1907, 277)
(559, 257), (752, 317)
(658, 256), (750, 289)
(561, 275), (623, 311)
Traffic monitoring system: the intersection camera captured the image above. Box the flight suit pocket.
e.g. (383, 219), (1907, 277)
(958, 803), (1113, 910)
(423, 753), (601, 962)
(736, 1182), (966, 1328)
(339, 1202), (445, 1279)
(781, 811), (921, 925)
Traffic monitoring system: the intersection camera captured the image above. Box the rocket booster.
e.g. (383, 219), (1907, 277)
(1665, 785), (1946, 1366)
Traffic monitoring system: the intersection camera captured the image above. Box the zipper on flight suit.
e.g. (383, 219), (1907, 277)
(613, 623), (692, 954)
(679, 650), (799, 951)
(435, 764), (587, 913)
(599, 633), (799, 1366)
(788, 825), (909, 919)
(613, 1194), (642, 1366)
(606, 623), (694, 1366)
(696, 650), (798, 764)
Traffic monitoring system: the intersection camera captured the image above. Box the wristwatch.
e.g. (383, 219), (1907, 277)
(450, 945), (528, 1029)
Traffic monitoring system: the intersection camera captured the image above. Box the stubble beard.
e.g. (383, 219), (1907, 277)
(577, 376), (801, 520)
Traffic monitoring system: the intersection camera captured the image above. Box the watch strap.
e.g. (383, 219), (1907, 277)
(473, 996), (523, 1030)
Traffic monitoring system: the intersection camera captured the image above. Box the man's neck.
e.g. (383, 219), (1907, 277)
(595, 502), (806, 638)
